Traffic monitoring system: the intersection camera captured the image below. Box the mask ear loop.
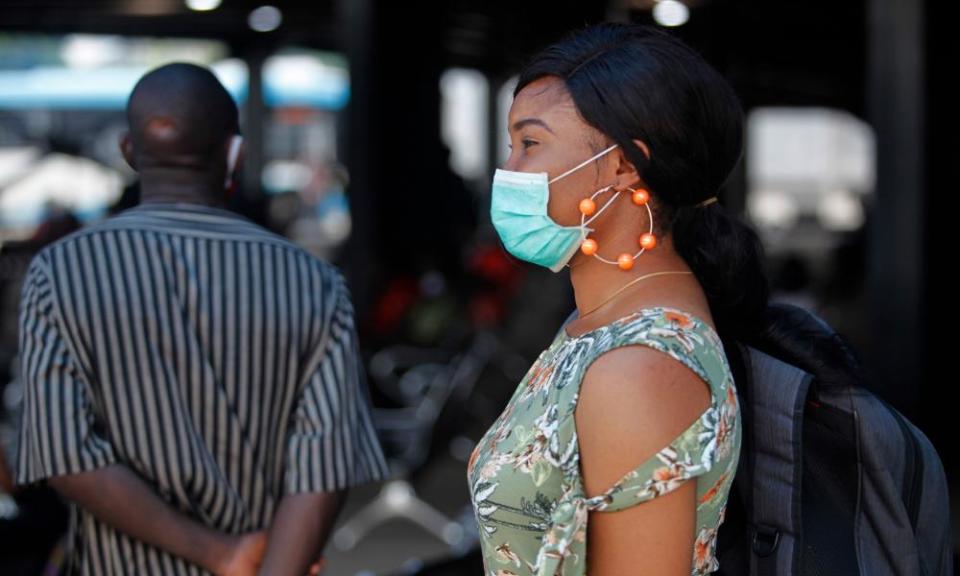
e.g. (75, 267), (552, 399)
(548, 143), (619, 185)
(581, 185), (620, 228)
(561, 184), (618, 271)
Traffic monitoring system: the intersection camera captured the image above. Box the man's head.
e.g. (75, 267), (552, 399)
(120, 62), (242, 201)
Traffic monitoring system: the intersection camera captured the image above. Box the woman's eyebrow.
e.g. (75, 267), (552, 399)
(510, 118), (555, 134)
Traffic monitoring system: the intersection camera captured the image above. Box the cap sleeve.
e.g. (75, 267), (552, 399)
(579, 307), (726, 513)
(532, 307), (731, 576)
(592, 399), (720, 510)
(531, 401), (719, 576)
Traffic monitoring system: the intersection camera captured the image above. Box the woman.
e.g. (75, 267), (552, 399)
(466, 22), (769, 576)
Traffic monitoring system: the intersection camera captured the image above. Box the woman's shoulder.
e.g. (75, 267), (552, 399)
(546, 305), (733, 440)
(568, 306), (729, 387)
(575, 306), (724, 423)
(572, 306), (739, 503)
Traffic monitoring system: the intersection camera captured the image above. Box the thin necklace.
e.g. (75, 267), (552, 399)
(578, 270), (694, 318)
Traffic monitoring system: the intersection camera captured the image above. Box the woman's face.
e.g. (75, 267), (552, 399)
(504, 76), (621, 227)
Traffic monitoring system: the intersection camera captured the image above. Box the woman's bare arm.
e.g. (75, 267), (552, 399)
(575, 344), (712, 575)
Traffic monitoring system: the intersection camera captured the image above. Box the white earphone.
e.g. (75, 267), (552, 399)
(224, 134), (243, 189)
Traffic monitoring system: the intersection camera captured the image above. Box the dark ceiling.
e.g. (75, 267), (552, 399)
(0, 0), (867, 117)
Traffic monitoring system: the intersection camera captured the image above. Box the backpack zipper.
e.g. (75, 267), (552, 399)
(876, 395), (923, 530)
(888, 404), (923, 529)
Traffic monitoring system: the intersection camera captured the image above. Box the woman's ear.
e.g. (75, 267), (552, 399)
(119, 132), (137, 171)
(614, 139), (650, 190)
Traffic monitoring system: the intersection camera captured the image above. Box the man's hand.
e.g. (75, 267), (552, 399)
(214, 531), (326, 576)
(308, 557), (326, 575)
(256, 490), (344, 576)
(215, 531), (268, 576)
(44, 464), (329, 576)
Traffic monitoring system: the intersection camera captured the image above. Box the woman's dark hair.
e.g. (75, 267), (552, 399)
(515, 22), (770, 342)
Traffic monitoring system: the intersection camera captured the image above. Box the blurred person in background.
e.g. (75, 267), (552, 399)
(13, 62), (387, 576)
(0, 200), (83, 576)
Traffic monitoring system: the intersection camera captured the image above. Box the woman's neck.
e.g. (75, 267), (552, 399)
(568, 232), (695, 327)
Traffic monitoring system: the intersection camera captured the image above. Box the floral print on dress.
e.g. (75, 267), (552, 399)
(467, 306), (743, 576)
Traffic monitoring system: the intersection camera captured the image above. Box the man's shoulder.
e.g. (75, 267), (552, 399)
(33, 205), (345, 285)
(29, 221), (101, 264)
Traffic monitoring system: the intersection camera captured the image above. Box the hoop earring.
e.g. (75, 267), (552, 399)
(578, 186), (657, 271)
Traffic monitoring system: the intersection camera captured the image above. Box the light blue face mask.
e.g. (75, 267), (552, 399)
(490, 143), (620, 272)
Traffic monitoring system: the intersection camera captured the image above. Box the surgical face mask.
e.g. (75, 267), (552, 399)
(490, 143), (619, 272)
(224, 134), (243, 190)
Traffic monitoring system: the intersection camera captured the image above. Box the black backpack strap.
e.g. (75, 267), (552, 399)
(740, 344), (814, 576)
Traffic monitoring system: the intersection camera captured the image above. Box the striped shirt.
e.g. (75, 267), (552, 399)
(14, 202), (389, 575)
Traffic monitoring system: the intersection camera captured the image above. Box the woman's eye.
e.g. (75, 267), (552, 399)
(507, 139), (538, 151)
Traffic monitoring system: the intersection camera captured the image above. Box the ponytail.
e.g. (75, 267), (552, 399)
(670, 201), (770, 341)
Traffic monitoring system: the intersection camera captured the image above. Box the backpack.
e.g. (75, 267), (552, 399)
(714, 301), (954, 576)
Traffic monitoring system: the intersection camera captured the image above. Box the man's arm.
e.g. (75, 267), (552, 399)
(47, 464), (241, 574)
(257, 490), (346, 576)
(15, 257), (267, 575)
(261, 271), (389, 576)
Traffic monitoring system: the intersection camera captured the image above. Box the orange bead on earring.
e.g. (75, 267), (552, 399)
(631, 188), (650, 206)
(578, 198), (597, 216)
(638, 233), (657, 250)
(617, 253), (634, 270)
(581, 238), (598, 256)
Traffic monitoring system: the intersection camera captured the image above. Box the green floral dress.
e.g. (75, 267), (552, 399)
(466, 306), (742, 576)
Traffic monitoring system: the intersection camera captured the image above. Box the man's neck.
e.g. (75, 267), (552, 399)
(138, 180), (226, 209)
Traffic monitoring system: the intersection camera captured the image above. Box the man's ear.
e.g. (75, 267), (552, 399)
(119, 132), (137, 171)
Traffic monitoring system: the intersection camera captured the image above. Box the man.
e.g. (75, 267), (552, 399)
(14, 62), (388, 575)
